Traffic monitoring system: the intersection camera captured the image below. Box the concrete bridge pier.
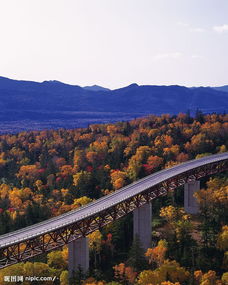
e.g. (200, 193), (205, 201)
(184, 180), (200, 214)
(133, 202), (152, 250)
(68, 237), (89, 277)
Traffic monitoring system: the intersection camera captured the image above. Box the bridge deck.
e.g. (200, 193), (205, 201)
(0, 152), (227, 248)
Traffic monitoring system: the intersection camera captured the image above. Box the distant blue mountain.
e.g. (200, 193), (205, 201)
(83, 85), (110, 92)
(0, 76), (227, 133)
(213, 85), (228, 93)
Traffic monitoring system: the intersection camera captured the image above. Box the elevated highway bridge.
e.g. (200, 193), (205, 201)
(0, 152), (227, 274)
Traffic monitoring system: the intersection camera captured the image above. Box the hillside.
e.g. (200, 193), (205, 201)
(0, 76), (227, 133)
(0, 113), (227, 283)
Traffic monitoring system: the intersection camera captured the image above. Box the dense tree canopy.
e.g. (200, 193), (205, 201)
(0, 113), (227, 284)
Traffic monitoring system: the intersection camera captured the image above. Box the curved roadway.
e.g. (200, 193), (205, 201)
(0, 152), (227, 248)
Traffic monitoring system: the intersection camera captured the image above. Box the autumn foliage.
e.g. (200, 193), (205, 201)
(0, 113), (227, 283)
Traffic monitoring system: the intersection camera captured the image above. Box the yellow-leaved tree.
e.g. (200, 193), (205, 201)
(145, 240), (168, 267)
(137, 260), (190, 285)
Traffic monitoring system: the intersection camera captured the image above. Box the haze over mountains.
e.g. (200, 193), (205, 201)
(0, 76), (227, 133)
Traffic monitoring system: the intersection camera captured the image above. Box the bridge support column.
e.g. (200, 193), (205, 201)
(68, 237), (89, 277)
(184, 180), (200, 214)
(133, 202), (152, 251)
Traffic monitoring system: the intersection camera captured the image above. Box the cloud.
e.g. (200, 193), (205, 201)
(177, 22), (206, 33)
(190, 28), (205, 33)
(191, 55), (204, 60)
(177, 21), (189, 27)
(152, 52), (182, 61)
(213, 24), (228, 33)
(152, 53), (204, 62)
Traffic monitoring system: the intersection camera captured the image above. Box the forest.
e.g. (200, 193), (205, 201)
(0, 112), (227, 284)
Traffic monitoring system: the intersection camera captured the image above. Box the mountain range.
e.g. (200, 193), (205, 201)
(0, 76), (227, 133)
(213, 85), (228, 93)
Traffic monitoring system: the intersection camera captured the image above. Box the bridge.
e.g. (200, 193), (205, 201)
(0, 152), (227, 275)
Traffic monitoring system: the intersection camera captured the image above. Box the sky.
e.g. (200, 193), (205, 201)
(0, 0), (227, 89)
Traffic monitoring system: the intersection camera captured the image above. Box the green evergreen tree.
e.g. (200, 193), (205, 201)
(127, 234), (148, 271)
(69, 265), (84, 285)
